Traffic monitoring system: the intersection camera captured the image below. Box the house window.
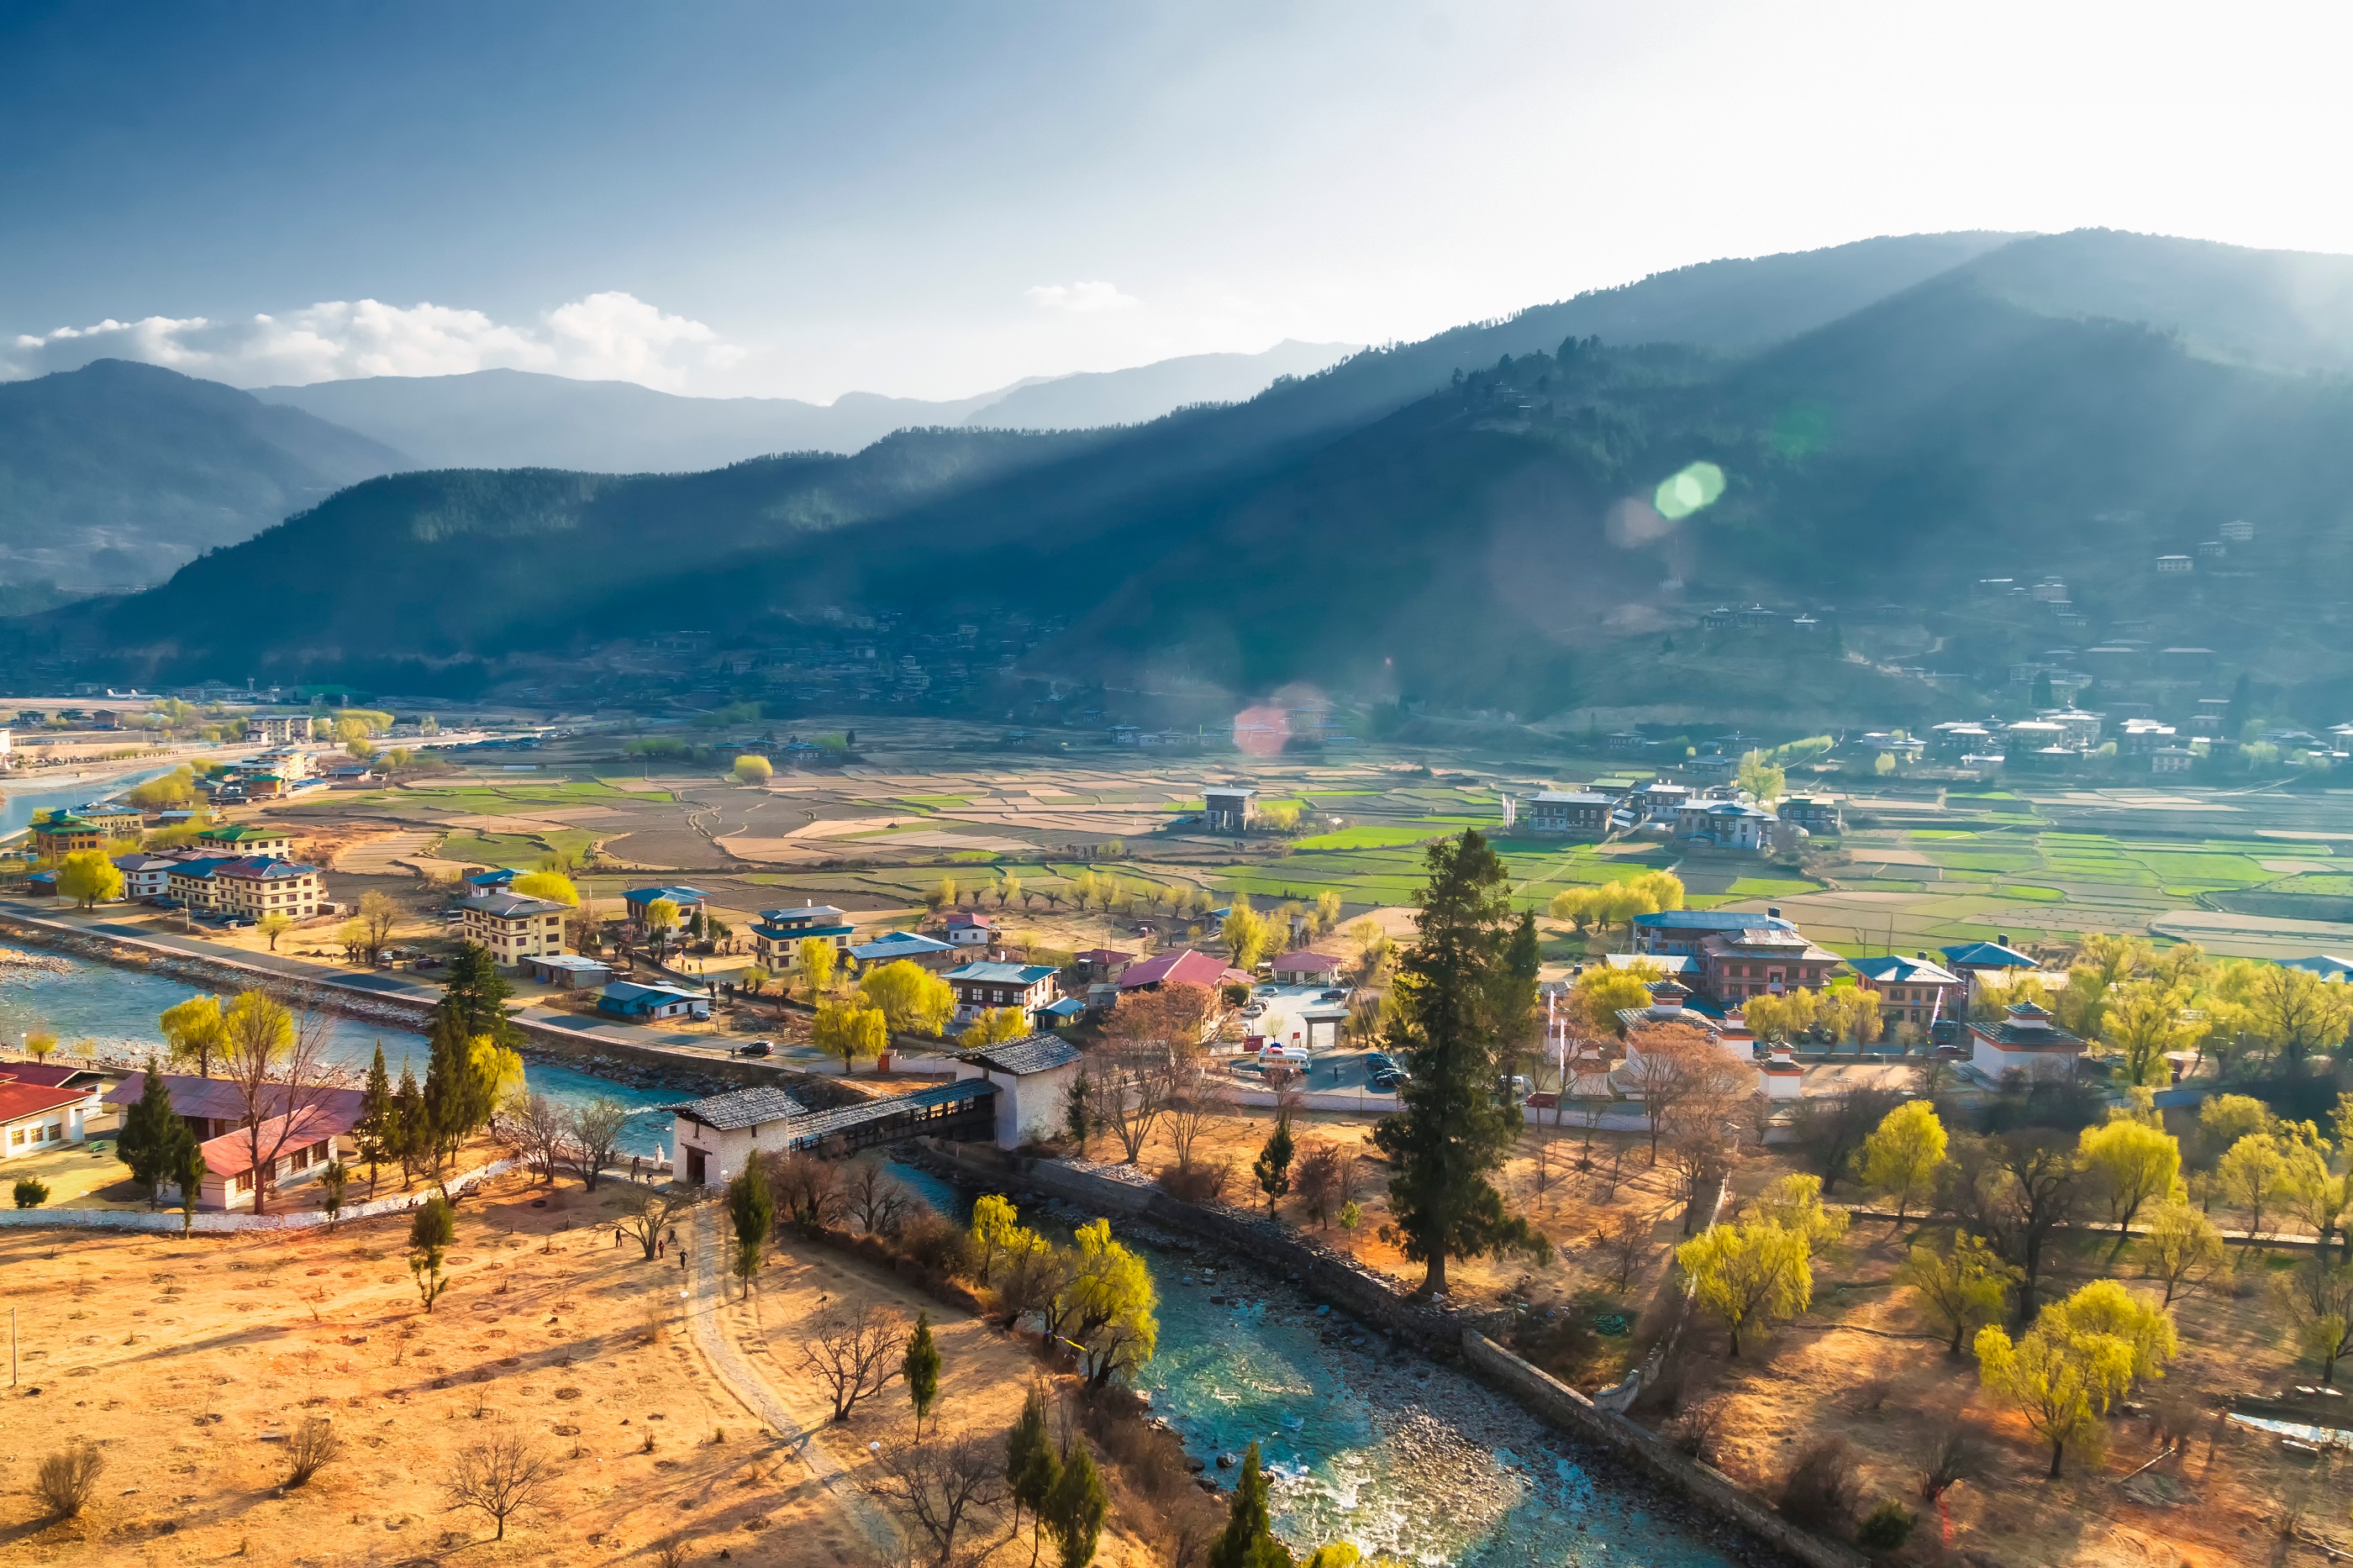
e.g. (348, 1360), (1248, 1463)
(234, 1171), (253, 1193)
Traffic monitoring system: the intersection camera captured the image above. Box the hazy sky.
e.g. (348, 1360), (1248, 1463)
(7, 2), (2351, 401)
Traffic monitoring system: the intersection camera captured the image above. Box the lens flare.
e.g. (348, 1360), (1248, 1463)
(1232, 704), (1290, 756)
(1653, 460), (1726, 520)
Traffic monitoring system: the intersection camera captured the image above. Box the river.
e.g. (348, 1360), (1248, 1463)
(0, 761), (184, 841)
(0, 948), (683, 1155)
(887, 1164), (1742, 1568)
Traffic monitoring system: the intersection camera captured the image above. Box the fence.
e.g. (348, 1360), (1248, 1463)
(0, 1156), (522, 1234)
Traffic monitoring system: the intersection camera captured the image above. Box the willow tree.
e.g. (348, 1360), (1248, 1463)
(1371, 830), (1549, 1296)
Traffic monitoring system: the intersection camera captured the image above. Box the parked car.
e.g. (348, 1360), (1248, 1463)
(735, 1040), (773, 1057)
(410, 955), (444, 971)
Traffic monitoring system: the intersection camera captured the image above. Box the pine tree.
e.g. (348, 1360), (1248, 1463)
(356, 1043), (392, 1197)
(437, 942), (520, 1047)
(422, 1012), (492, 1186)
(1371, 830), (1550, 1296)
(1006, 1384), (1060, 1565)
(903, 1310), (941, 1434)
(116, 1055), (182, 1208)
(1255, 1117), (1294, 1213)
(1045, 1439), (1108, 1568)
(726, 1155), (775, 1299)
(392, 1062), (425, 1187)
(171, 1132), (207, 1236)
(1208, 1442), (1291, 1568)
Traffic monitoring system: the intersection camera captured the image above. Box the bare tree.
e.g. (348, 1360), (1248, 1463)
(874, 1434), (1008, 1566)
(1163, 1061), (1230, 1172)
(1786, 1087), (1906, 1196)
(508, 1092), (568, 1184)
(994, 1240), (1070, 1331)
(1656, 1051), (1750, 1235)
(1596, 1210), (1652, 1291)
(218, 989), (340, 1216)
(801, 1301), (908, 1421)
(1617, 1023), (1719, 1164)
(842, 1156), (909, 1237)
(565, 1097), (629, 1190)
(1293, 1140), (1344, 1228)
(445, 1425), (553, 1541)
(771, 1150), (845, 1236)
(615, 1182), (704, 1260)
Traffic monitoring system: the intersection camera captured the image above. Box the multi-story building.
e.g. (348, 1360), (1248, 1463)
(461, 892), (571, 966)
(30, 814), (104, 860)
(1967, 1000), (2085, 1083)
(1776, 795), (1843, 835)
(1846, 953), (1966, 1030)
(943, 961), (1060, 1022)
(752, 902), (854, 967)
(195, 823), (297, 860)
(1203, 786), (1255, 833)
(245, 714), (313, 745)
(1673, 800), (1777, 852)
(1524, 791), (1616, 836)
(1698, 926), (1842, 1005)
(112, 851), (182, 900)
(213, 857), (324, 919)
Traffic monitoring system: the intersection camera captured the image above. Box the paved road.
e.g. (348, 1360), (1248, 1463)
(687, 1205), (899, 1559)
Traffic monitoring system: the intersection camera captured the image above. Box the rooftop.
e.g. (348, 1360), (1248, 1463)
(960, 1033), (1084, 1075)
(1117, 949), (1235, 989)
(1637, 910), (1796, 933)
(944, 962), (1059, 985)
(661, 1084), (808, 1131)
(0, 1079), (92, 1123)
(1849, 954), (1962, 987)
(1940, 939), (2038, 970)
(469, 892), (573, 920)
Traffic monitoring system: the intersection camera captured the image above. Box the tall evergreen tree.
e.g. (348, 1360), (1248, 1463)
(171, 1133), (208, 1236)
(1254, 1116), (1294, 1213)
(116, 1055), (182, 1208)
(1371, 830), (1550, 1296)
(421, 1012), (494, 1184)
(391, 1061), (425, 1187)
(436, 943), (519, 1047)
(1207, 1442), (1292, 1568)
(726, 1155), (775, 1299)
(1045, 1439), (1108, 1568)
(903, 1310), (941, 1434)
(356, 1043), (392, 1197)
(1007, 1383), (1060, 1565)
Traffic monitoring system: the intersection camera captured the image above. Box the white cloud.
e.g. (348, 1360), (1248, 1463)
(2, 292), (741, 390)
(1023, 280), (1140, 313)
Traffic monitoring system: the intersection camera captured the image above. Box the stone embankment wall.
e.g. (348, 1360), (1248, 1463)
(916, 1142), (1862, 1568)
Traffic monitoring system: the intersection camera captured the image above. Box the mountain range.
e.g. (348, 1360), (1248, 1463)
(24, 228), (2353, 720)
(251, 338), (1361, 473)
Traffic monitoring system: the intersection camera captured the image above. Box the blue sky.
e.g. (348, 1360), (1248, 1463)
(7, 2), (2352, 400)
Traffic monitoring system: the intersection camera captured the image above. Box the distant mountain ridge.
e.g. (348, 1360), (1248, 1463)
(0, 359), (407, 592)
(29, 226), (2353, 718)
(253, 339), (1360, 472)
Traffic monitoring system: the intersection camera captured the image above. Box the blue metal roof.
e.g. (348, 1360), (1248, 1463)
(945, 962), (1058, 984)
(1632, 910), (1794, 931)
(1939, 940), (2037, 969)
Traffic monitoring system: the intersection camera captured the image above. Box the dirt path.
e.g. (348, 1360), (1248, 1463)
(689, 1204), (900, 1560)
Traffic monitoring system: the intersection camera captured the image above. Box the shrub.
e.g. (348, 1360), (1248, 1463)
(1856, 1499), (1915, 1551)
(13, 1177), (48, 1209)
(285, 1418), (343, 1487)
(1156, 1159), (1232, 1205)
(34, 1442), (103, 1520)
(896, 1208), (977, 1279)
(1778, 1437), (1860, 1529)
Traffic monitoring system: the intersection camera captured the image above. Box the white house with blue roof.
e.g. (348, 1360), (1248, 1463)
(943, 961), (1061, 1023)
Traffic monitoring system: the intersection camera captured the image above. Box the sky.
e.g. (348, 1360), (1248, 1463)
(7, 1), (2353, 403)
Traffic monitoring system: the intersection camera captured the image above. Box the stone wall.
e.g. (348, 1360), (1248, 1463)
(1458, 1334), (1865, 1568)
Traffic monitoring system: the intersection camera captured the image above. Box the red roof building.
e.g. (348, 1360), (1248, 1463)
(194, 1107), (342, 1211)
(0, 1079), (98, 1160)
(1271, 950), (1343, 985)
(1117, 950), (1240, 991)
